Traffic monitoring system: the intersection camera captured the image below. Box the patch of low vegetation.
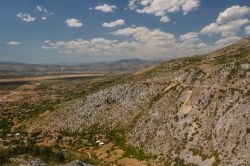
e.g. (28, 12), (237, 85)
(106, 130), (149, 161)
(59, 127), (151, 164)
(190, 148), (209, 160)
(0, 145), (65, 165)
(0, 81), (28, 91)
(0, 84), (21, 91)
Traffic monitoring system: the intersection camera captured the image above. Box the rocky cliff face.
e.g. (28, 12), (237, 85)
(29, 37), (250, 165)
(32, 82), (164, 132)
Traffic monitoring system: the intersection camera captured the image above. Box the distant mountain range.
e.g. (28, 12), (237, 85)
(0, 59), (160, 74)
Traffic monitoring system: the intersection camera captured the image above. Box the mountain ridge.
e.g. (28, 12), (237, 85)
(0, 58), (159, 74)
(21, 37), (250, 165)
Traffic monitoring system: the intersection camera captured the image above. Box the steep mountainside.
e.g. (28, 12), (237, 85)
(29, 37), (250, 165)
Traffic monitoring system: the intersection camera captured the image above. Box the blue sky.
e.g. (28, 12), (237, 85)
(0, 0), (250, 64)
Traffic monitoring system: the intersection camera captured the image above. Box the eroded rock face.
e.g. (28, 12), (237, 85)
(128, 66), (250, 165)
(62, 160), (94, 166)
(241, 64), (250, 70)
(29, 37), (250, 165)
(212, 102), (250, 165)
(31, 82), (164, 132)
(18, 159), (93, 166)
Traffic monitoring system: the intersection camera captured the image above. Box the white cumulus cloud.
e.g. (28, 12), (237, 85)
(36, 6), (43, 12)
(41, 16), (47, 20)
(103, 19), (125, 28)
(112, 26), (176, 48)
(180, 32), (199, 42)
(245, 25), (250, 35)
(201, 5), (250, 37)
(65, 18), (83, 27)
(160, 16), (170, 23)
(36, 5), (53, 20)
(201, 19), (249, 36)
(16, 12), (36, 22)
(94, 4), (117, 13)
(215, 35), (241, 46)
(182, 0), (200, 15)
(43, 26), (226, 59)
(6, 41), (20, 46)
(216, 5), (250, 24)
(128, 0), (200, 23)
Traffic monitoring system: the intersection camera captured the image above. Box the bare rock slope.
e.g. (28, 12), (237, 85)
(30, 37), (250, 165)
